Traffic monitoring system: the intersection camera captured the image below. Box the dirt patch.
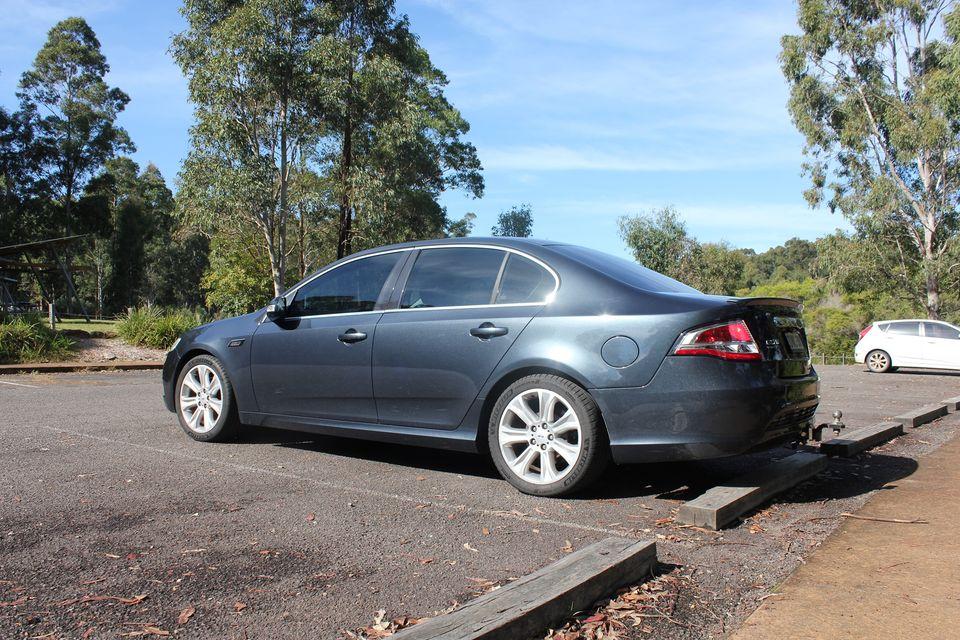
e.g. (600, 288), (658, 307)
(66, 337), (165, 363)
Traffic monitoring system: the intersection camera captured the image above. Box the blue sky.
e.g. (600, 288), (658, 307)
(0, 0), (849, 257)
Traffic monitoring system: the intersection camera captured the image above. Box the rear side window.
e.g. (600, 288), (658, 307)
(401, 248), (505, 309)
(496, 254), (555, 304)
(887, 321), (920, 336)
(288, 252), (401, 316)
(924, 322), (960, 339)
(552, 244), (699, 293)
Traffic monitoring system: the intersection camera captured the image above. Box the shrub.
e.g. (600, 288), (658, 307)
(0, 313), (75, 364)
(117, 307), (202, 350)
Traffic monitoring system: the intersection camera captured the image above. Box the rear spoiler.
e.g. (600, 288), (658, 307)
(731, 297), (803, 311)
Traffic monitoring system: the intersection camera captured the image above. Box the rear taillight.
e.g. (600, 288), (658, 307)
(673, 319), (761, 361)
(859, 325), (872, 340)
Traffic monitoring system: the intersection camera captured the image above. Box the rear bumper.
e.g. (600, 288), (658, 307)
(592, 357), (819, 464)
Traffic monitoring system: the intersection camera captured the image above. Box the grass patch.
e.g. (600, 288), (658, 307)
(50, 318), (120, 336)
(0, 314), (75, 364)
(117, 307), (201, 350)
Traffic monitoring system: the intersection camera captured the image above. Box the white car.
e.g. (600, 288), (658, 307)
(854, 319), (960, 372)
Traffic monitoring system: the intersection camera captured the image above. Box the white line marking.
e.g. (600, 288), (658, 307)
(0, 380), (39, 388)
(35, 425), (629, 538)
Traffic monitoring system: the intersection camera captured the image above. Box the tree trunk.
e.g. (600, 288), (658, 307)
(924, 259), (941, 319)
(337, 53), (355, 259)
(922, 218), (940, 320)
(275, 95), (289, 297)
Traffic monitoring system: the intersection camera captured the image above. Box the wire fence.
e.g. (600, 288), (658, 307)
(810, 353), (858, 366)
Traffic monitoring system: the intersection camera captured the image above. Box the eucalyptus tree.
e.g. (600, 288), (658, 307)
(322, 0), (483, 257)
(17, 17), (133, 236)
(173, 0), (330, 296)
(781, 0), (960, 318)
(491, 204), (533, 237)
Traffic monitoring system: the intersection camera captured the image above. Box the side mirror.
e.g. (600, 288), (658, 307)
(265, 296), (287, 321)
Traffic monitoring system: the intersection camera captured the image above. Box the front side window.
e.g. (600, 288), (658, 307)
(401, 248), (505, 309)
(496, 254), (555, 303)
(288, 252), (401, 316)
(887, 321), (921, 336)
(924, 322), (960, 339)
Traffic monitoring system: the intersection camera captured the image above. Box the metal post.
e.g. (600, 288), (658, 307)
(48, 301), (56, 331)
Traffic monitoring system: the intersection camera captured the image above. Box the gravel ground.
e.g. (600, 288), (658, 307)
(0, 365), (957, 639)
(65, 337), (165, 363)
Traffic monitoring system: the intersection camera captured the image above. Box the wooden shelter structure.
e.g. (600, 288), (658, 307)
(0, 235), (92, 321)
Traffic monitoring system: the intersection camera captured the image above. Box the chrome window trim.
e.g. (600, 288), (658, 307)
(280, 243), (560, 320)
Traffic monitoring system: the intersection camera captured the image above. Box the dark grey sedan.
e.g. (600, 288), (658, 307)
(162, 238), (819, 496)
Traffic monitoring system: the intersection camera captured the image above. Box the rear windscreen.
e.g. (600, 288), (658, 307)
(553, 245), (700, 294)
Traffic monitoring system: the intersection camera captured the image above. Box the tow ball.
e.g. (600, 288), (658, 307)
(803, 410), (846, 443)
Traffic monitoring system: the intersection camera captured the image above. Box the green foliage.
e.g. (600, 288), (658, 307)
(446, 212), (476, 238)
(743, 278), (826, 307)
(618, 206), (696, 279)
(0, 314), (74, 364)
(116, 307), (202, 350)
(17, 17), (133, 233)
(805, 306), (861, 357)
(618, 208), (746, 295)
(781, 1), (960, 318)
(173, 0), (483, 297)
(202, 233), (274, 317)
(491, 205), (533, 237)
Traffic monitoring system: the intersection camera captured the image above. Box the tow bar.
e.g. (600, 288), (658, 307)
(803, 410), (846, 443)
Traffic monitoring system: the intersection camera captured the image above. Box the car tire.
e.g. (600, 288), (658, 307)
(488, 374), (609, 497)
(866, 349), (892, 373)
(175, 354), (239, 442)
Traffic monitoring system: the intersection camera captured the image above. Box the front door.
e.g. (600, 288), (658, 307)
(922, 322), (960, 369)
(251, 252), (404, 421)
(373, 247), (557, 429)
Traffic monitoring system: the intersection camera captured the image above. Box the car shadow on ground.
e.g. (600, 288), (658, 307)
(243, 425), (503, 479)
(237, 427), (920, 504)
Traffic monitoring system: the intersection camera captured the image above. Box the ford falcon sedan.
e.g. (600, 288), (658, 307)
(163, 238), (819, 496)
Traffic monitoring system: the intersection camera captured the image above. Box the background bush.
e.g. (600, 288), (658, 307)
(0, 314), (74, 364)
(117, 307), (202, 349)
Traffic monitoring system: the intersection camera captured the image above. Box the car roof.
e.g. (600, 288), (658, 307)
(358, 236), (565, 253)
(878, 319), (953, 324)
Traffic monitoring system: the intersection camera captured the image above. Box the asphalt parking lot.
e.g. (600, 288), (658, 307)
(1, 365), (958, 639)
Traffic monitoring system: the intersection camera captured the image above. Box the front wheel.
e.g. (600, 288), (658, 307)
(866, 349), (892, 373)
(175, 354), (239, 442)
(488, 375), (609, 497)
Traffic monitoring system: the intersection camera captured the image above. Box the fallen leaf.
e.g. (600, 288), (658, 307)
(463, 543), (478, 553)
(481, 527), (490, 536)
(305, 513), (315, 522)
(416, 475), (426, 481)
(234, 601), (247, 612)
(177, 606), (196, 625)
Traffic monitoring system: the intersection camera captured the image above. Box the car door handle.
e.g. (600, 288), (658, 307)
(338, 329), (368, 344)
(470, 323), (508, 339)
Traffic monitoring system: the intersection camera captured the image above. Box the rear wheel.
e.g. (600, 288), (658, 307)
(488, 375), (609, 497)
(175, 354), (239, 441)
(866, 349), (892, 373)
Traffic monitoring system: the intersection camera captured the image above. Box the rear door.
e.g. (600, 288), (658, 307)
(921, 322), (960, 369)
(372, 247), (556, 429)
(883, 321), (924, 365)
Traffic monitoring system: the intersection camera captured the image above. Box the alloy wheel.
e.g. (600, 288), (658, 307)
(867, 351), (889, 372)
(179, 364), (223, 433)
(497, 388), (582, 485)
